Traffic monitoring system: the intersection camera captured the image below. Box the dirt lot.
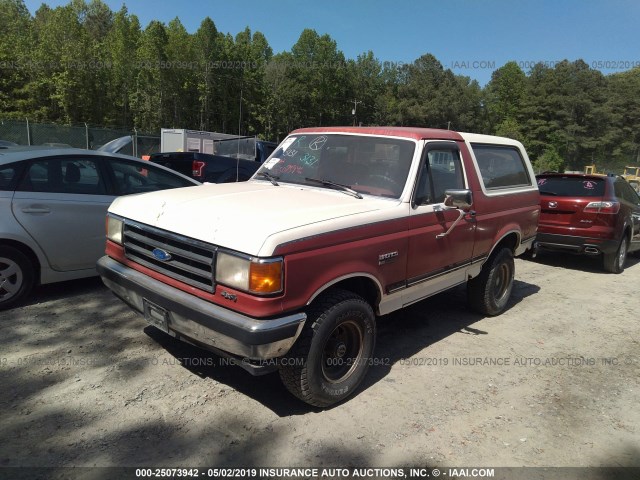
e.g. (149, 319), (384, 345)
(1, 253), (639, 475)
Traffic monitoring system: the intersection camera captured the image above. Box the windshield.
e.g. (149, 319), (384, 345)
(255, 134), (415, 198)
(97, 135), (133, 153)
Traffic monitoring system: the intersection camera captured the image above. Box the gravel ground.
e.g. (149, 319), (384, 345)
(0, 253), (638, 477)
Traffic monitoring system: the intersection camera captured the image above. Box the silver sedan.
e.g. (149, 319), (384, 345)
(0, 148), (200, 309)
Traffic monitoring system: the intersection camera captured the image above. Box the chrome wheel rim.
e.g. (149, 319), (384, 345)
(493, 263), (511, 303)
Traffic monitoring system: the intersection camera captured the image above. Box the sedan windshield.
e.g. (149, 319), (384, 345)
(255, 134), (415, 198)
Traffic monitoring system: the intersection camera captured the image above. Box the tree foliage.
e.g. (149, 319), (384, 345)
(533, 146), (564, 174)
(1, 0), (639, 171)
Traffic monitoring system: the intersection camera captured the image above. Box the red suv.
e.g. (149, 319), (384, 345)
(536, 173), (640, 273)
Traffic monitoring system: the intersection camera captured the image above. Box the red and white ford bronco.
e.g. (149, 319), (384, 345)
(97, 127), (539, 406)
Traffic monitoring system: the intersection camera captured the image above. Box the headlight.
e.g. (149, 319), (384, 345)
(106, 215), (123, 245)
(216, 251), (283, 295)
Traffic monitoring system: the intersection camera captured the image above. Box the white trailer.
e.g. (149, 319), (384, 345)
(160, 129), (240, 154)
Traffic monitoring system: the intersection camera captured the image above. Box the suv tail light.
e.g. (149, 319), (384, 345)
(584, 201), (620, 214)
(192, 160), (206, 178)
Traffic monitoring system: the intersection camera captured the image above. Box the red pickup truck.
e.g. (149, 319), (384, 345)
(97, 127), (539, 406)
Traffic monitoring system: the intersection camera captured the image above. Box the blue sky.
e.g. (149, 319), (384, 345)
(23, 0), (640, 85)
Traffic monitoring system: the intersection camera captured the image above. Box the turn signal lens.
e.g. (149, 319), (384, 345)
(216, 252), (283, 295)
(249, 261), (283, 294)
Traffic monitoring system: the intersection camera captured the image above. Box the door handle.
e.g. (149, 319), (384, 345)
(21, 207), (51, 214)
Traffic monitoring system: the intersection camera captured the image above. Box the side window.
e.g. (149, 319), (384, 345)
(0, 163), (24, 191)
(472, 144), (531, 189)
(108, 159), (195, 195)
(17, 158), (105, 194)
(619, 181), (640, 204)
(415, 148), (465, 205)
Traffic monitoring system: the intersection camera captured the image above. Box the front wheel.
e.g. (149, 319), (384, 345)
(603, 235), (628, 274)
(279, 289), (376, 407)
(0, 246), (35, 310)
(467, 247), (515, 316)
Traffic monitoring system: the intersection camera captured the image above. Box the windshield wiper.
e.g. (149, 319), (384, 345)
(255, 171), (280, 186)
(304, 177), (363, 199)
(539, 190), (558, 196)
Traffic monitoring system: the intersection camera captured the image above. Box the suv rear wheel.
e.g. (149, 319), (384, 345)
(603, 235), (628, 274)
(279, 288), (376, 407)
(467, 247), (515, 316)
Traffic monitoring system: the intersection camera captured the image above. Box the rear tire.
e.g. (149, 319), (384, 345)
(603, 236), (628, 274)
(467, 248), (515, 316)
(279, 289), (376, 407)
(0, 246), (35, 310)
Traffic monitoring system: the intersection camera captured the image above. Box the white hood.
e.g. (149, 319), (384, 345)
(109, 181), (400, 256)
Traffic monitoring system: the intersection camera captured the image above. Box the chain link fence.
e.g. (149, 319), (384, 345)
(0, 119), (159, 158)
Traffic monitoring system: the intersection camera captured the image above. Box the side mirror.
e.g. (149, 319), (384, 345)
(444, 189), (473, 210)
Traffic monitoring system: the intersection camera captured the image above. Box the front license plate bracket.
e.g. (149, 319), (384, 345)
(143, 299), (169, 333)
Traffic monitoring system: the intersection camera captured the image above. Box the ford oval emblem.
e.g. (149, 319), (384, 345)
(152, 248), (172, 262)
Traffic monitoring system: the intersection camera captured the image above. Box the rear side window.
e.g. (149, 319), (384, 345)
(17, 158), (106, 195)
(0, 163), (23, 191)
(537, 176), (605, 197)
(615, 179), (640, 204)
(472, 144), (531, 189)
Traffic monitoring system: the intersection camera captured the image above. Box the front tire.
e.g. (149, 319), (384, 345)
(279, 289), (376, 407)
(467, 247), (515, 316)
(603, 235), (628, 274)
(0, 246), (35, 310)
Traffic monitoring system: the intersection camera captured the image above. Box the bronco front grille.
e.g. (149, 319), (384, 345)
(123, 221), (216, 292)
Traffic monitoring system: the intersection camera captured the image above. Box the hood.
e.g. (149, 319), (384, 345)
(109, 180), (398, 256)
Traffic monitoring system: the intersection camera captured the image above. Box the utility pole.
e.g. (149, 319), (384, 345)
(238, 88), (243, 136)
(350, 99), (362, 126)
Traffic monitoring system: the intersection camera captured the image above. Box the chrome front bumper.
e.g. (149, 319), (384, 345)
(97, 256), (306, 362)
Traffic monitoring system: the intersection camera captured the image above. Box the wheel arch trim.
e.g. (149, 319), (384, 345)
(306, 273), (384, 307)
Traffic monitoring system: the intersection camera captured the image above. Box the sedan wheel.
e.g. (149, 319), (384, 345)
(0, 246), (35, 310)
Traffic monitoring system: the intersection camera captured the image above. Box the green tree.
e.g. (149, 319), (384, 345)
(290, 29), (349, 126)
(345, 51), (384, 126)
(104, 6), (141, 127)
(165, 17), (197, 128)
(130, 20), (169, 132)
(392, 54), (479, 130)
(193, 17), (221, 131)
(0, 0), (32, 117)
(494, 117), (524, 142)
(533, 146), (564, 173)
(605, 67), (640, 170)
(73, 0), (114, 124)
(483, 61), (526, 132)
(520, 60), (609, 169)
(25, 3), (94, 123)
(232, 28), (273, 136)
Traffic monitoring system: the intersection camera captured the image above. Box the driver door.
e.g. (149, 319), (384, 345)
(403, 141), (476, 306)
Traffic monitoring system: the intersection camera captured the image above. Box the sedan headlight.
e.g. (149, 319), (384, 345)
(216, 251), (283, 295)
(106, 215), (124, 245)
